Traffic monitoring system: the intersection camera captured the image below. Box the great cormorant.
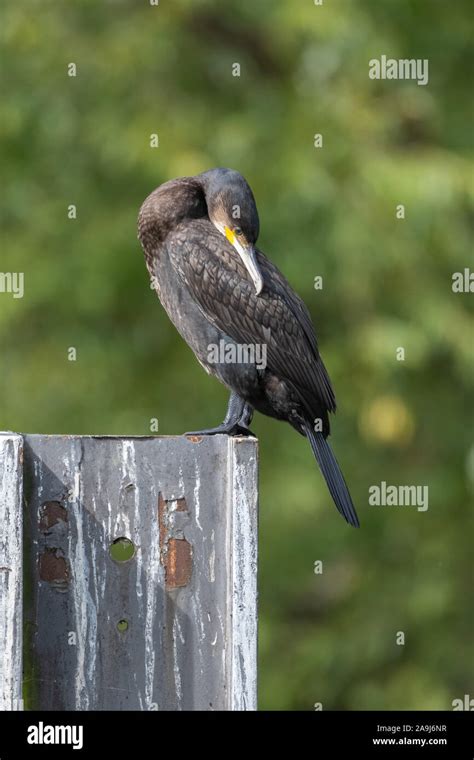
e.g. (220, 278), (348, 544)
(138, 168), (359, 527)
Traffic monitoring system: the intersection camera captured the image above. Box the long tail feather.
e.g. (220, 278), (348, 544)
(304, 422), (359, 527)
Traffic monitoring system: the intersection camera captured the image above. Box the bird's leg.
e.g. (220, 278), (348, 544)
(185, 392), (255, 437)
(239, 402), (254, 429)
(221, 394), (255, 435)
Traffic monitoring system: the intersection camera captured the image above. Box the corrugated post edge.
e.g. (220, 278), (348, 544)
(227, 436), (258, 711)
(0, 432), (23, 711)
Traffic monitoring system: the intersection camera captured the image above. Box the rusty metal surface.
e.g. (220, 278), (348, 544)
(0, 433), (23, 711)
(22, 434), (258, 711)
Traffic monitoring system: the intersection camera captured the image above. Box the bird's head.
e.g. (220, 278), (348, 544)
(199, 168), (263, 295)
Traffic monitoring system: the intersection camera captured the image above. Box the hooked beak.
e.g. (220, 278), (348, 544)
(225, 227), (264, 296)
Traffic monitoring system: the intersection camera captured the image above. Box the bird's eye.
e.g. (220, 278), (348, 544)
(234, 227), (243, 236)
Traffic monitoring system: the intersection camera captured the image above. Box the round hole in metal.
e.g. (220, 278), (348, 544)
(109, 537), (135, 563)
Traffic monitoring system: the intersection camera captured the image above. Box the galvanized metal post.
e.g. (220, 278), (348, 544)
(0, 432), (23, 711)
(11, 433), (258, 711)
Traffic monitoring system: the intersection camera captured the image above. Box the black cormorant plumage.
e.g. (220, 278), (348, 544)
(138, 168), (359, 527)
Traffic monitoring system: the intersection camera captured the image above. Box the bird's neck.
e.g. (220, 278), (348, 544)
(138, 177), (207, 261)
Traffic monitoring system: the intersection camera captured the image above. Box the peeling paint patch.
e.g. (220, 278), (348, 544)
(158, 493), (193, 590)
(39, 501), (67, 532)
(175, 497), (187, 512)
(158, 492), (168, 553)
(166, 538), (192, 589)
(39, 548), (69, 587)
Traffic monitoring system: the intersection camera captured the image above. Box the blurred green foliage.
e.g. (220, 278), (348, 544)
(1, 0), (473, 710)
